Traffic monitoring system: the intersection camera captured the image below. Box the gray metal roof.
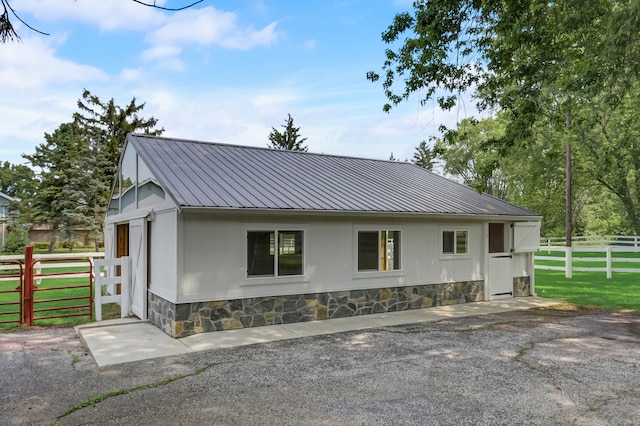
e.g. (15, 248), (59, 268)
(127, 134), (539, 218)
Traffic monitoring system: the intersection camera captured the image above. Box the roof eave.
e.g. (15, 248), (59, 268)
(179, 206), (542, 221)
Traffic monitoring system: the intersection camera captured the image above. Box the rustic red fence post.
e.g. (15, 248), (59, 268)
(23, 244), (34, 326)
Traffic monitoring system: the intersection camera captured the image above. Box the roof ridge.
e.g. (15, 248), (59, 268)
(129, 133), (418, 165)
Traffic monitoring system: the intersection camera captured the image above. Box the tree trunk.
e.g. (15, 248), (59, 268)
(48, 224), (58, 253)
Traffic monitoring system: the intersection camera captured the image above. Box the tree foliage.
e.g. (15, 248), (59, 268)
(1, 224), (29, 254)
(368, 0), (640, 141)
(268, 114), (308, 151)
(433, 117), (508, 197)
(412, 140), (434, 171)
(0, 161), (36, 222)
(369, 0), (640, 235)
(22, 90), (163, 250)
(23, 122), (88, 251)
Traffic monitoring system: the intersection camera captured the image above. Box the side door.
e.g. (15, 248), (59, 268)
(487, 222), (513, 299)
(129, 218), (147, 319)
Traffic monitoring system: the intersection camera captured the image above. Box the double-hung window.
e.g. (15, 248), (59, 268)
(442, 230), (468, 255)
(247, 230), (304, 277)
(357, 230), (401, 272)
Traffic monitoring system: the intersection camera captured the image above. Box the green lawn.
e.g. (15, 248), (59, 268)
(0, 264), (120, 330)
(536, 269), (640, 312)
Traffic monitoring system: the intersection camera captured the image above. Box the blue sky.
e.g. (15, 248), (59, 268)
(1, 0), (477, 166)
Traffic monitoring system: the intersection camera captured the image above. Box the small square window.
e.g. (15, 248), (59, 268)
(442, 230), (468, 255)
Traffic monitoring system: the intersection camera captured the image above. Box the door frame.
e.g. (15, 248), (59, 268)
(128, 217), (147, 320)
(485, 222), (514, 300)
(113, 219), (148, 319)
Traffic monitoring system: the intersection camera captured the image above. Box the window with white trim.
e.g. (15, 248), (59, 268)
(357, 230), (401, 271)
(247, 230), (304, 277)
(442, 230), (468, 254)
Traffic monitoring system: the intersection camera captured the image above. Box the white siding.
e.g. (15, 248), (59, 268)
(176, 213), (490, 303)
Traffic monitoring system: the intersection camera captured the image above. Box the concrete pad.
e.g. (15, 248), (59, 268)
(76, 321), (192, 367)
(280, 315), (376, 337)
(180, 325), (300, 351)
(77, 297), (562, 367)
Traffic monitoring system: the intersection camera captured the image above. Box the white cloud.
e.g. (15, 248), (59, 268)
(13, 0), (166, 32)
(142, 45), (182, 61)
(0, 36), (107, 94)
(120, 68), (142, 82)
(145, 7), (278, 57)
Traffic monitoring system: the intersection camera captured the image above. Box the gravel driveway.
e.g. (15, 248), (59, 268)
(1, 307), (639, 425)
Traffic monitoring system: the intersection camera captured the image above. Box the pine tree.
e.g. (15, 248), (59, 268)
(412, 141), (434, 171)
(268, 114), (308, 151)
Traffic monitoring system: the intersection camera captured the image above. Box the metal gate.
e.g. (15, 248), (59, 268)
(0, 245), (94, 327)
(0, 260), (23, 325)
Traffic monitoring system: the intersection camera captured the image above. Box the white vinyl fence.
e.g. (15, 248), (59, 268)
(93, 256), (130, 321)
(541, 235), (640, 250)
(535, 236), (640, 278)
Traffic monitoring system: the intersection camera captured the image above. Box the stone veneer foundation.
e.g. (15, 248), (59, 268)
(148, 277), (531, 338)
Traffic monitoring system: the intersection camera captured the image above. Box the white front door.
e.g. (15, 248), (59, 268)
(129, 218), (147, 319)
(487, 223), (513, 299)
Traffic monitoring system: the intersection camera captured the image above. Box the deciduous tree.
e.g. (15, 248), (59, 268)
(0, 161), (36, 223)
(368, 0), (640, 238)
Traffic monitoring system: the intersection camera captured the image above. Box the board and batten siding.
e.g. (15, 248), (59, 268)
(147, 209), (178, 301)
(174, 212), (487, 304)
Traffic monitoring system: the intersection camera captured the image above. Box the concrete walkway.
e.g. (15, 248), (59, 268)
(76, 297), (561, 367)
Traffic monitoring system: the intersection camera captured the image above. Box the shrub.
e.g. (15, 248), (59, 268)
(2, 226), (30, 254)
(33, 242), (50, 250)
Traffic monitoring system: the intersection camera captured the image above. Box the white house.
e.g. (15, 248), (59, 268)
(0, 191), (17, 252)
(104, 134), (541, 337)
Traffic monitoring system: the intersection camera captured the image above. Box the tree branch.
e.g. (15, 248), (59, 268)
(130, 0), (204, 11)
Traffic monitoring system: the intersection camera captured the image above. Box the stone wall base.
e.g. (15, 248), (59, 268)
(513, 276), (531, 297)
(148, 280), (485, 338)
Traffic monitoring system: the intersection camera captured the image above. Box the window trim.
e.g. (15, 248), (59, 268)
(242, 224), (308, 285)
(353, 226), (404, 278)
(439, 227), (471, 260)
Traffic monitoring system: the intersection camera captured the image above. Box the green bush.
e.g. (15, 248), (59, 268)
(2, 226), (30, 254)
(33, 242), (51, 250)
(57, 240), (76, 249)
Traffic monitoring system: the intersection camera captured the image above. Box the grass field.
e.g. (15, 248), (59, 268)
(536, 269), (640, 312)
(0, 263), (119, 330)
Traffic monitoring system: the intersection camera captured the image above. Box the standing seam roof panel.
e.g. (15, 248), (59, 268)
(129, 134), (539, 217)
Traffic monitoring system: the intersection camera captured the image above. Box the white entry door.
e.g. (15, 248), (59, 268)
(488, 223), (513, 299)
(129, 218), (147, 319)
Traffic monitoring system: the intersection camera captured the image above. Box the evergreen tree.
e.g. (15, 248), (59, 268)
(412, 141), (434, 171)
(23, 122), (89, 252)
(73, 89), (163, 248)
(268, 114), (308, 151)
